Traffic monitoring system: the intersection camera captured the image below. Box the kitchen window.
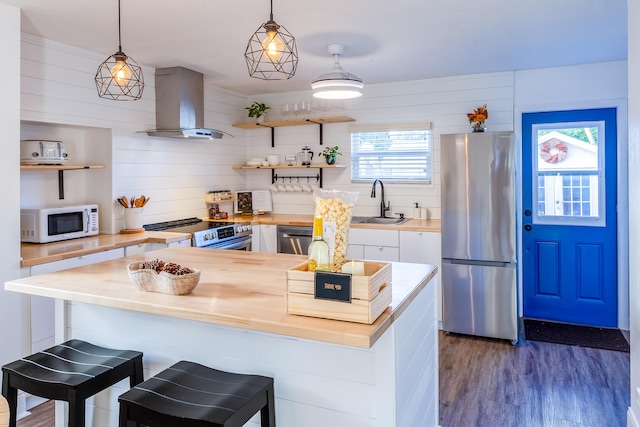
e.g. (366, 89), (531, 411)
(349, 123), (432, 184)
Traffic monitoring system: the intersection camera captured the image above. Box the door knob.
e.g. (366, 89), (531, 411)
(524, 224), (532, 231)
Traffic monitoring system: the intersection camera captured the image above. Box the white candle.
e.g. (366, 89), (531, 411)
(342, 261), (365, 276)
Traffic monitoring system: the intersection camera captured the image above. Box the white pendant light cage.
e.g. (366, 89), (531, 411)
(245, 0), (298, 80)
(95, 0), (144, 101)
(311, 44), (363, 99)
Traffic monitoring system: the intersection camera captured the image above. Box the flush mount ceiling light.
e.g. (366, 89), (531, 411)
(244, 0), (298, 80)
(311, 44), (363, 99)
(95, 0), (144, 101)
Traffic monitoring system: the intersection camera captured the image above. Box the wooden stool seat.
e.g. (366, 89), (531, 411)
(118, 360), (275, 427)
(2, 339), (143, 427)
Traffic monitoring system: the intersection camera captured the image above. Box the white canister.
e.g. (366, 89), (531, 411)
(267, 155), (280, 166)
(124, 208), (144, 229)
(420, 208), (428, 219)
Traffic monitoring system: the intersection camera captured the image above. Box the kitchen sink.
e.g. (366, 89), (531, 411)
(351, 216), (409, 225)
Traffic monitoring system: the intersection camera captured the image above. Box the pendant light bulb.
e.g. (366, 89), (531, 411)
(111, 54), (132, 84)
(262, 25), (284, 61)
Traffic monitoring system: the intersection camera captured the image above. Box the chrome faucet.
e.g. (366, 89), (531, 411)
(371, 179), (390, 218)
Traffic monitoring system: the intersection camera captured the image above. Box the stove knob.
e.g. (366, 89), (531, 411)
(203, 234), (210, 241)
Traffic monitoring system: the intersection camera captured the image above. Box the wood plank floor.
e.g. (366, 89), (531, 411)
(439, 330), (630, 427)
(16, 400), (53, 427)
(16, 331), (631, 427)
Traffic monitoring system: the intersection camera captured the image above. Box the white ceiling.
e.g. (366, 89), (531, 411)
(1, 0), (628, 96)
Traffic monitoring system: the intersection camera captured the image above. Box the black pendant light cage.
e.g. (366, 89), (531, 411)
(95, 0), (144, 101)
(244, 0), (298, 80)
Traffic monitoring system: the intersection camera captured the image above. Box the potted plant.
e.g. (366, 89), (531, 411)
(246, 102), (270, 123)
(319, 145), (342, 165)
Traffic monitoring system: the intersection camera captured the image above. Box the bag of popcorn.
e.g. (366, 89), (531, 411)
(313, 188), (359, 272)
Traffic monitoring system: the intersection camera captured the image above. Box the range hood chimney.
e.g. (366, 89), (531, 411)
(146, 67), (226, 139)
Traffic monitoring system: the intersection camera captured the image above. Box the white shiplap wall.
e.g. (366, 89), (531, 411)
(19, 34), (249, 231)
(243, 72), (515, 219)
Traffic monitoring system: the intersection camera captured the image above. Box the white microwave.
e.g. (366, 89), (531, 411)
(20, 204), (99, 243)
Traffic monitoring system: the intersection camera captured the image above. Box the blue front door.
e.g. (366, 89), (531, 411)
(522, 108), (617, 327)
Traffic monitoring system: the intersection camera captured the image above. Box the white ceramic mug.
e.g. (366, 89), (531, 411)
(267, 155), (280, 166)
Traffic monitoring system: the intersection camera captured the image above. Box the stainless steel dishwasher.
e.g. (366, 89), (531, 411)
(277, 225), (312, 255)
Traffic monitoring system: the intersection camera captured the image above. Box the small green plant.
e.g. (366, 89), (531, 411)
(245, 102), (270, 118)
(319, 146), (342, 158)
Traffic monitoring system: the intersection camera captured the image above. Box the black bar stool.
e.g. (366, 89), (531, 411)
(2, 339), (143, 427)
(118, 360), (275, 427)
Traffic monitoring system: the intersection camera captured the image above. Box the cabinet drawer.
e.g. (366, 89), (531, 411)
(30, 248), (125, 275)
(363, 246), (399, 262)
(349, 228), (399, 246)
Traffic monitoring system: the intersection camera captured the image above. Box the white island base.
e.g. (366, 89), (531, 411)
(7, 249), (438, 426)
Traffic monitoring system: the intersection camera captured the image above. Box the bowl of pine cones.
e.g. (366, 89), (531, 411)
(127, 259), (200, 295)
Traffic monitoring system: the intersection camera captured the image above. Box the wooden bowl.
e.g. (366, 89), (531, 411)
(127, 262), (201, 295)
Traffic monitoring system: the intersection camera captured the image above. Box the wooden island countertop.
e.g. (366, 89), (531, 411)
(6, 247), (436, 349)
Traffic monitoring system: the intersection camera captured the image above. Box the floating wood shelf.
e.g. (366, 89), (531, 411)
(20, 165), (105, 199)
(20, 165), (105, 171)
(232, 116), (355, 147)
(232, 164), (346, 170)
(232, 164), (345, 188)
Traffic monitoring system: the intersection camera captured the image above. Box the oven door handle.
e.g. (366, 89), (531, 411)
(205, 237), (252, 250)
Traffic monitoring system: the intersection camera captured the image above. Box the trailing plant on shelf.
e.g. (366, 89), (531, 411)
(245, 102), (270, 122)
(319, 146), (342, 164)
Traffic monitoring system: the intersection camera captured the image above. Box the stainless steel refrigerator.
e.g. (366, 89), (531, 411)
(440, 131), (518, 343)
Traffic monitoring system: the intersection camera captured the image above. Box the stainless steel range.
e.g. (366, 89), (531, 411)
(144, 218), (252, 250)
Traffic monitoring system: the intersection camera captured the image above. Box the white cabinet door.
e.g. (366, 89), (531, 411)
(28, 248), (125, 353)
(346, 244), (364, 260)
(124, 243), (149, 256)
(399, 231), (441, 264)
(399, 231), (442, 322)
(254, 224), (277, 253)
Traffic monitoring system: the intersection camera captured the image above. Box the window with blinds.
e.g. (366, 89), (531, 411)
(350, 123), (432, 183)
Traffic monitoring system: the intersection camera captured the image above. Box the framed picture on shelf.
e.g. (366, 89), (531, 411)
(234, 191), (253, 214)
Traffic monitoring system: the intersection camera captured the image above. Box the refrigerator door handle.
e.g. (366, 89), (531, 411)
(444, 258), (514, 268)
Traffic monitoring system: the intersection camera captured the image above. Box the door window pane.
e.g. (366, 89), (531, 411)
(532, 123), (605, 226)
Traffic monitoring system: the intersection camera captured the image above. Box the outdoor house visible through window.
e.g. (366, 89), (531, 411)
(350, 123), (432, 183)
(532, 122), (605, 227)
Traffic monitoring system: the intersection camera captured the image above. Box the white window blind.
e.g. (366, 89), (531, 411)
(350, 123), (432, 183)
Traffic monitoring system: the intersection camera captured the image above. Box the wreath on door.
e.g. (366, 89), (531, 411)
(539, 140), (568, 163)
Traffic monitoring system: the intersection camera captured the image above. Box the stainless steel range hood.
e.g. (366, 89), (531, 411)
(145, 67), (227, 139)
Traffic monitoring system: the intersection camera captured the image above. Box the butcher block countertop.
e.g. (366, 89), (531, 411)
(20, 231), (191, 267)
(227, 213), (441, 232)
(6, 247), (437, 348)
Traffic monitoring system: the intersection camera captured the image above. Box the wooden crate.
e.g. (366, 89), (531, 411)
(286, 261), (392, 324)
